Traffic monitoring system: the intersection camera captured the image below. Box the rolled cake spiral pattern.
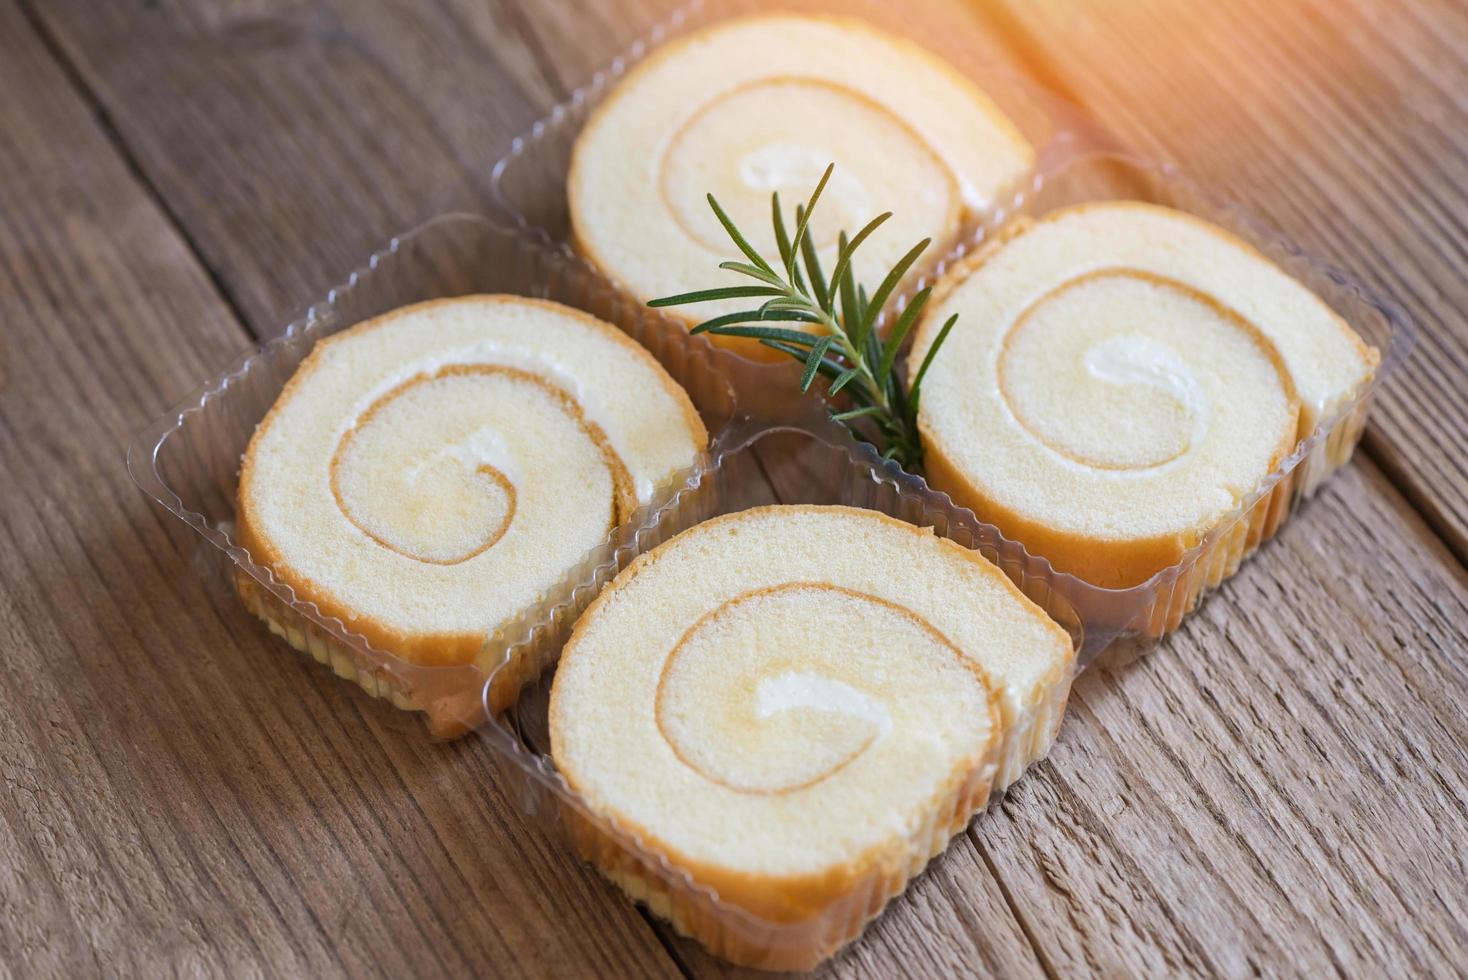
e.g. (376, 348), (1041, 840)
(331, 365), (632, 565)
(236, 296), (707, 669)
(569, 14), (1033, 356)
(910, 202), (1380, 589)
(550, 506), (1073, 956)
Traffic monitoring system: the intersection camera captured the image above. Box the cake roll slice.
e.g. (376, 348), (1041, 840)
(236, 296), (706, 723)
(910, 202), (1379, 598)
(569, 13), (1033, 359)
(550, 505), (1073, 968)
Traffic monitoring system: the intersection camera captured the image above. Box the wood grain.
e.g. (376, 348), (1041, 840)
(508, 0), (1032, 95)
(615, 2), (1468, 966)
(976, 459), (1468, 977)
(751, 439), (1468, 976)
(20, 1), (1045, 974)
(29, 0), (545, 335)
(988, 0), (1468, 565)
(5, 0), (1468, 976)
(0, 1), (683, 975)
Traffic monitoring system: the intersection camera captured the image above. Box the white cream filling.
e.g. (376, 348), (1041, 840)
(755, 670), (894, 739)
(737, 141), (873, 218)
(335, 342), (655, 503)
(1083, 334), (1210, 466)
(405, 425), (519, 486)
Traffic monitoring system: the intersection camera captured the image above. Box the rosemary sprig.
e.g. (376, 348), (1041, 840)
(648, 164), (957, 472)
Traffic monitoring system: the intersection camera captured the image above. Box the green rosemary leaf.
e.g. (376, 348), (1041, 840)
(718, 260), (786, 287)
(907, 312), (959, 417)
(887, 367), (909, 421)
(787, 203), (808, 295)
(689, 309), (820, 334)
(800, 335), (836, 392)
(653, 165), (959, 475)
(787, 164), (833, 279)
(841, 379), (877, 406)
(831, 404), (883, 422)
(863, 316), (884, 376)
(759, 296), (818, 314)
(648, 284), (783, 307)
(708, 193), (775, 276)
(702, 324), (824, 347)
(878, 286), (931, 384)
(761, 339), (845, 380)
(858, 237), (930, 343)
(828, 212), (891, 329)
(837, 231), (860, 336)
(828, 366), (859, 396)
(771, 192), (794, 271)
(797, 204), (830, 312)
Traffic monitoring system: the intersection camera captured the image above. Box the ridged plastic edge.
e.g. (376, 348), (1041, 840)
(125, 212), (742, 730)
(474, 428), (1083, 970)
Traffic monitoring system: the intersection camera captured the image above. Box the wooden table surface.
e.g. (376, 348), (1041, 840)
(3, 0), (1465, 975)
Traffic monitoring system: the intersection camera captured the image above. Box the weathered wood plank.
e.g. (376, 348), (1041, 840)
(507, 0), (1032, 96)
(0, 2), (683, 975)
(635, 0), (1468, 965)
(18, 0), (1468, 976)
(753, 435), (1468, 975)
(24, 0), (1051, 973)
(949, 7), (1468, 960)
(988, 0), (1468, 565)
(30, 0), (546, 333)
(975, 462), (1468, 977)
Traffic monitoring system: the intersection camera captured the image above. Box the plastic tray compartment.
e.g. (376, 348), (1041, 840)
(484, 0), (1408, 645)
(127, 213), (738, 737)
(490, 0), (1100, 259)
(461, 144), (1409, 964)
(490, 21), (1410, 644)
(975, 153), (1412, 638)
(465, 8), (1409, 965)
(126, 0), (1414, 970)
(478, 426), (1084, 971)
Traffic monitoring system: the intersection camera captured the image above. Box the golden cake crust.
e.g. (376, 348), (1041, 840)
(236, 294), (707, 668)
(910, 202), (1378, 590)
(548, 504), (1073, 941)
(568, 12), (1034, 361)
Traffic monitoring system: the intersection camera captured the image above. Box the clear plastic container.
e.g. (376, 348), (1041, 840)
(970, 154), (1411, 637)
(480, 2), (1409, 961)
(487, 0), (1411, 639)
(463, 164), (1407, 961)
(128, 0), (1412, 971)
(127, 213), (742, 737)
(479, 428), (1084, 971)
(491, 0), (1111, 265)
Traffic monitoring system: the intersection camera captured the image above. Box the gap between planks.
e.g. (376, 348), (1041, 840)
(0, 2), (686, 976)
(20, 3), (1468, 974)
(974, 0), (1468, 577)
(14, 0), (260, 342)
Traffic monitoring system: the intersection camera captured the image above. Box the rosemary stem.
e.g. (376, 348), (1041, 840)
(651, 164), (956, 474)
(802, 296), (893, 416)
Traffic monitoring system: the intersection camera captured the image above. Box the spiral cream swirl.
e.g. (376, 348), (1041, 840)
(237, 296), (706, 666)
(569, 14), (1033, 356)
(911, 202), (1378, 589)
(655, 583), (958, 795)
(549, 505), (1074, 922)
(330, 365), (633, 566)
